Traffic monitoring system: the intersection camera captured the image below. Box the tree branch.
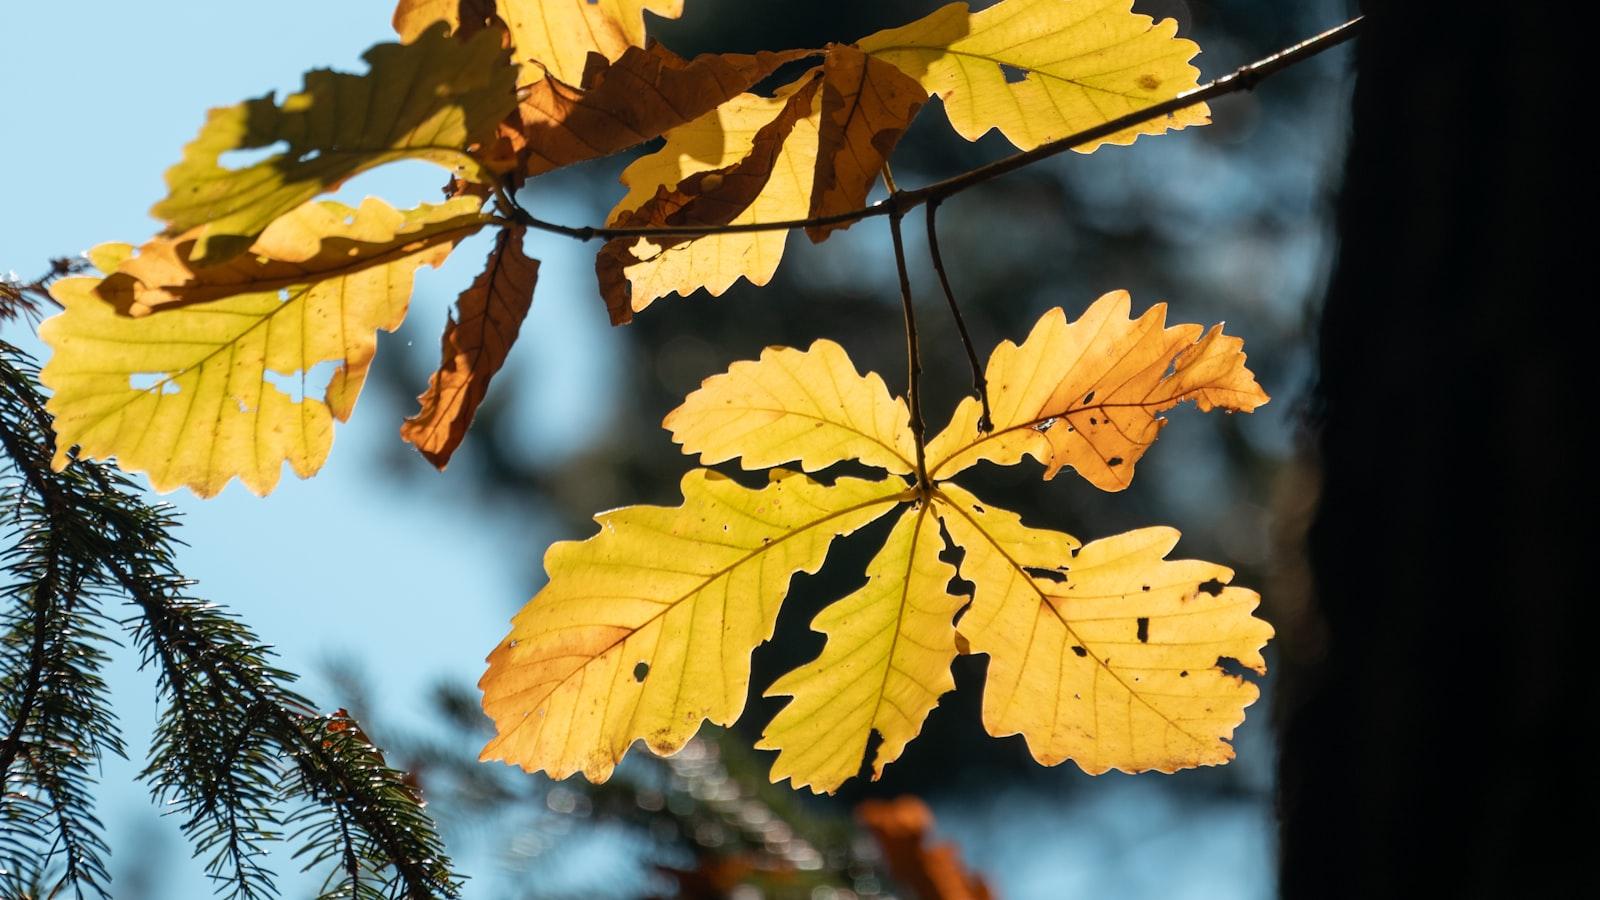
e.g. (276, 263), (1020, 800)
(925, 198), (991, 433)
(506, 16), (1363, 243)
(888, 205), (929, 492)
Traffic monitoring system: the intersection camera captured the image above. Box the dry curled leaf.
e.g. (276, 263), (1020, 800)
(857, 796), (993, 900)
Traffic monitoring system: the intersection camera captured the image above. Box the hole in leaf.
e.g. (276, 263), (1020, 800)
(129, 373), (179, 395)
(1216, 656), (1252, 680)
(633, 662), (649, 682)
(218, 141), (291, 169)
(1136, 617), (1149, 643)
(1197, 578), (1225, 596)
(1071, 645), (1088, 658)
(1025, 566), (1067, 584)
(1000, 63), (1029, 83)
(262, 359), (340, 404)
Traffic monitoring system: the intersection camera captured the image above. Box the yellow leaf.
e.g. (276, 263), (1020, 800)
(758, 504), (963, 793)
(403, 225), (540, 469)
(934, 482), (1272, 773)
(597, 75), (822, 323)
(858, 0), (1208, 152)
(391, 0), (496, 41)
(518, 45), (811, 178)
(154, 25), (514, 266)
(664, 338), (916, 476)
(925, 289), (1269, 490)
(479, 469), (908, 781)
(39, 199), (472, 497)
(498, 0), (685, 84)
(98, 197), (488, 316)
(806, 46), (928, 242)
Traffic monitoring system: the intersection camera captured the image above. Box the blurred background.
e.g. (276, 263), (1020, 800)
(1, 1), (1355, 896)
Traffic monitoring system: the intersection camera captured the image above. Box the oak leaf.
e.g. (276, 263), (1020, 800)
(806, 46), (928, 242)
(858, 0), (1209, 152)
(481, 296), (1272, 790)
(596, 74), (823, 323)
(925, 289), (1270, 490)
(40, 198), (473, 497)
(518, 45), (812, 178)
(153, 24), (514, 266)
(392, 0), (497, 42)
(403, 225), (540, 468)
(498, 0), (684, 84)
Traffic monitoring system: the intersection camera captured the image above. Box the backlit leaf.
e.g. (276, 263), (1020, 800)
(759, 504), (963, 793)
(519, 44), (811, 178)
(98, 197), (488, 316)
(806, 46), (928, 242)
(479, 469), (908, 781)
(153, 24), (514, 265)
(40, 199), (472, 497)
(934, 482), (1272, 773)
(596, 74), (823, 323)
(499, 0), (685, 84)
(665, 338), (916, 476)
(925, 289), (1268, 490)
(391, 0), (496, 42)
(403, 225), (540, 468)
(858, 0), (1208, 152)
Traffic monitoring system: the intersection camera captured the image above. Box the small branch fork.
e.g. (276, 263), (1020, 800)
(887, 202), (930, 495)
(503, 16), (1363, 244)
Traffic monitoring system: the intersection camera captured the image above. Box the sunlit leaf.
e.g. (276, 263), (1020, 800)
(858, 0), (1208, 152)
(403, 225), (540, 468)
(934, 482), (1272, 773)
(596, 74), (823, 323)
(40, 199), (472, 497)
(479, 469), (908, 781)
(391, 0), (496, 42)
(153, 24), (514, 265)
(925, 289), (1269, 490)
(498, 0), (684, 84)
(665, 338), (916, 476)
(759, 504), (963, 793)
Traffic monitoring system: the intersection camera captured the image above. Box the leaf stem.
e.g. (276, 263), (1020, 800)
(888, 204), (930, 494)
(505, 16), (1362, 243)
(925, 198), (992, 432)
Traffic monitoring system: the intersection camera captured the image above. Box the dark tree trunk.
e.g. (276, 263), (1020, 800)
(1278, 3), (1581, 896)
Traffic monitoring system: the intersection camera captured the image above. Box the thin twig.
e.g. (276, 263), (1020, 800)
(506, 16), (1362, 243)
(888, 205), (929, 493)
(925, 198), (992, 433)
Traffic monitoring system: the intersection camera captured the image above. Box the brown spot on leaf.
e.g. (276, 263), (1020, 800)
(1138, 74), (1161, 90)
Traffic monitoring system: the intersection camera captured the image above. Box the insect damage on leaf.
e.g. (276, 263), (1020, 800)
(481, 296), (1273, 791)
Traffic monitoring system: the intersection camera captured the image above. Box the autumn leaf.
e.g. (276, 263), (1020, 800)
(518, 45), (812, 178)
(758, 505), (963, 793)
(482, 295), (1271, 787)
(391, 0), (496, 42)
(499, 0), (684, 84)
(926, 289), (1268, 490)
(664, 339), (916, 476)
(39, 198), (473, 497)
(153, 24), (514, 266)
(856, 796), (993, 900)
(935, 483), (1272, 773)
(403, 225), (540, 468)
(479, 469), (908, 782)
(858, 0), (1209, 152)
(806, 46), (928, 242)
(596, 74), (823, 323)
(97, 197), (489, 316)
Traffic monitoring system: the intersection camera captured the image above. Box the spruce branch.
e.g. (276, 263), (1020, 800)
(0, 342), (460, 899)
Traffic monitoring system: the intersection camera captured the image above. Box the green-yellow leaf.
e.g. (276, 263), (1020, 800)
(40, 198), (473, 497)
(665, 338), (916, 476)
(934, 482), (1272, 773)
(758, 504), (963, 793)
(858, 0), (1208, 152)
(154, 24), (514, 266)
(925, 289), (1269, 490)
(479, 469), (908, 782)
(498, 0), (684, 84)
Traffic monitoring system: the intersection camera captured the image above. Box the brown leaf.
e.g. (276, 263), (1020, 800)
(402, 226), (539, 468)
(518, 44), (812, 177)
(806, 45), (927, 242)
(856, 796), (993, 900)
(594, 72), (824, 324)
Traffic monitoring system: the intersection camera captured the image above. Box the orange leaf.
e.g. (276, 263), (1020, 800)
(519, 44), (812, 178)
(402, 226), (539, 468)
(856, 796), (992, 900)
(595, 72), (824, 324)
(806, 46), (927, 242)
